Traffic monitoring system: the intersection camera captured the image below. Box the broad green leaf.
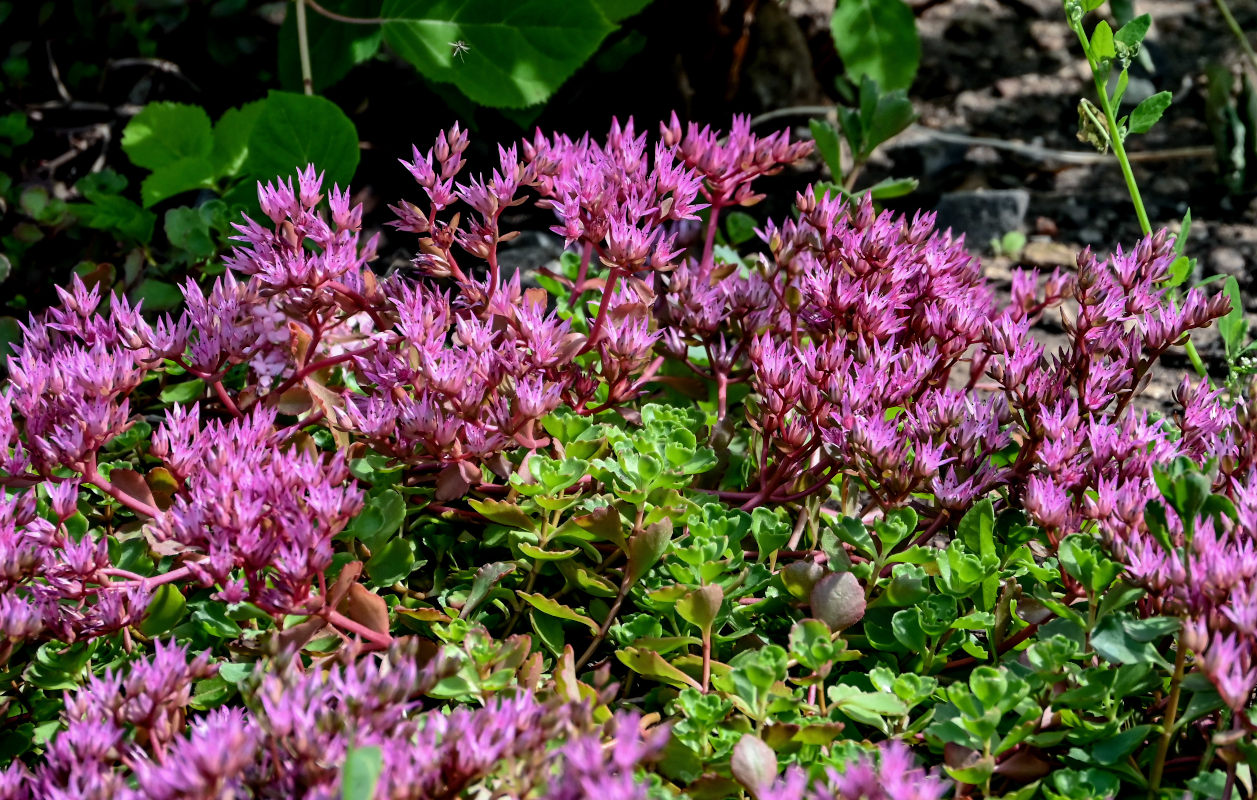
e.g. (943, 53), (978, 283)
(724, 211), (758, 246)
(826, 683), (908, 726)
(381, 0), (617, 109)
(365, 537), (416, 585)
(460, 562), (516, 619)
(165, 206), (216, 260)
(122, 102), (213, 171)
(468, 497), (535, 531)
(1114, 13), (1150, 50)
(25, 642), (95, 691)
(341, 745), (384, 800)
(1089, 20), (1114, 60)
(191, 601), (243, 638)
(617, 646), (701, 689)
(530, 606), (566, 655)
(244, 91), (360, 189)
(517, 541), (581, 561)
(864, 91), (916, 151)
(957, 499), (995, 560)
(189, 676), (234, 710)
(1090, 612), (1171, 667)
(1220, 275), (1247, 360)
(210, 100), (267, 178)
(1129, 91), (1172, 134)
(518, 592), (599, 634)
(280, 0), (384, 93)
(129, 279), (184, 312)
(597, 0), (654, 23)
(867, 176), (918, 200)
(140, 584), (187, 636)
(140, 158), (219, 207)
(830, 0), (920, 92)
(346, 489), (406, 551)
(676, 584), (723, 636)
(72, 194), (157, 242)
(809, 118), (843, 179)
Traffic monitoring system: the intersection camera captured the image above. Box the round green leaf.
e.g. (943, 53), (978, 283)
(139, 583), (187, 636)
(211, 100), (267, 179)
(122, 102), (214, 171)
(243, 91), (360, 189)
(830, 0), (920, 92)
(381, 0), (617, 109)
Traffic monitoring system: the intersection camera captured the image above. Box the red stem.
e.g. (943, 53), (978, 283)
(325, 609), (392, 649)
(83, 459), (162, 519)
(578, 268), (622, 356)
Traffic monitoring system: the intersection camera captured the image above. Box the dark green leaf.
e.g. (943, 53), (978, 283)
(341, 745), (384, 800)
(866, 176), (918, 199)
(381, 0), (617, 109)
(139, 584), (187, 636)
(957, 499), (995, 559)
(830, 0), (920, 91)
(365, 537), (416, 586)
(519, 592), (599, 634)
(191, 601), (243, 638)
(1129, 91), (1172, 135)
(809, 118), (843, 179)
(244, 91), (360, 189)
(160, 379), (206, 404)
(211, 100), (267, 179)
(1220, 275), (1247, 360)
(280, 0), (384, 92)
(129, 279), (184, 312)
(1089, 20), (1114, 60)
(72, 194), (156, 243)
(460, 562), (516, 619)
(122, 102), (214, 171)
(165, 206), (216, 259)
(140, 158), (219, 208)
(1113, 13), (1150, 50)
(724, 211), (758, 246)
(1090, 613), (1171, 667)
(346, 489), (406, 551)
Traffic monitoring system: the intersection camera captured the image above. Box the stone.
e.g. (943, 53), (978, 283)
(496, 230), (565, 288)
(1210, 246), (1248, 281)
(933, 189), (1031, 252)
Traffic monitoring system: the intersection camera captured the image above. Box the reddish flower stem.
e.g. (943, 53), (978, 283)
(83, 458), (162, 519)
(325, 609), (392, 649)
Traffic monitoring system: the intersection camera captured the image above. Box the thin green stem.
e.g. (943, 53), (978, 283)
(1069, 22), (1151, 234)
(294, 0), (314, 95)
(1094, 80), (1151, 235)
(1212, 0), (1257, 79)
(1148, 635), (1188, 796)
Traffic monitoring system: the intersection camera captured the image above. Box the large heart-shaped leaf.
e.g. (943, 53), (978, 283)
(244, 91), (360, 189)
(280, 0), (384, 93)
(830, 0), (920, 92)
(381, 0), (616, 108)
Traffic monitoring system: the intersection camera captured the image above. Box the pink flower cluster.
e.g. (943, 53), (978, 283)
(0, 640), (665, 800)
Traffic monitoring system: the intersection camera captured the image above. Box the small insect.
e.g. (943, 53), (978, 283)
(449, 40), (470, 61)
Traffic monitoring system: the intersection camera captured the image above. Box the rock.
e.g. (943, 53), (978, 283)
(1209, 246), (1249, 281)
(1119, 75), (1156, 107)
(933, 189), (1030, 252)
(497, 230), (565, 288)
(1021, 240), (1078, 267)
(1151, 174), (1190, 198)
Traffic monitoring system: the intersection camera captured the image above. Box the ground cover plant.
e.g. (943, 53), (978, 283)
(0, 106), (1256, 800)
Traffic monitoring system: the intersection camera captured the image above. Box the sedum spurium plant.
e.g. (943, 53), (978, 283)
(0, 115), (1252, 799)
